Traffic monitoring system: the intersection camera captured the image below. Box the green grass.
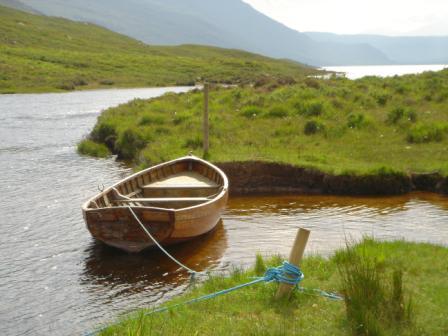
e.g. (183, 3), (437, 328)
(98, 239), (448, 335)
(77, 139), (110, 158)
(336, 241), (414, 335)
(0, 6), (317, 93)
(82, 69), (448, 175)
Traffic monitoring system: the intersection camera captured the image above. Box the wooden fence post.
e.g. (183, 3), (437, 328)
(275, 228), (311, 299)
(203, 82), (209, 154)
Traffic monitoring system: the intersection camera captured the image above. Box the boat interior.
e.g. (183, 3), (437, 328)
(87, 159), (224, 210)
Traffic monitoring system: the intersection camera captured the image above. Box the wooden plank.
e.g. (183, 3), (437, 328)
(119, 197), (209, 202)
(131, 179), (137, 192)
(144, 171), (218, 188)
(103, 194), (110, 207)
(143, 185), (218, 190)
(149, 170), (157, 182)
(137, 175), (144, 187)
(122, 182), (129, 194)
(168, 164), (176, 176)
(155, 169), (163, 181)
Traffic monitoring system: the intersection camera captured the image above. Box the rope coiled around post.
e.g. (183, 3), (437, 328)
(145, 261), (304, 316)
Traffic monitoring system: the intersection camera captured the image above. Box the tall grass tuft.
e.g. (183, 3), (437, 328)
(241, 105), (262, 118)
(254, 253), (266, 276)
(387, 106), (417, 124)
(407, 122), (447, 143)
(335, 240), (413, 335)
(91, 122), (117, 149)
(304, 120), (325, 135)
(347, 113), (366, 129)
(265, 106), (289, 118)
(294, 100), (324, 117)
(115, 127), (147, 160)
(77, 139), (110, 158)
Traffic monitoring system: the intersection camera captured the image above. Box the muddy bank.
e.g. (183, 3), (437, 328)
(216, 162), (448, 196)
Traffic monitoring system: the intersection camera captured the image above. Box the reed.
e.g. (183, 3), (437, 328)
(335, 240), (413, 335)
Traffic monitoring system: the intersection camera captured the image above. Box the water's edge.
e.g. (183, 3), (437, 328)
(217, 161), (448, 196)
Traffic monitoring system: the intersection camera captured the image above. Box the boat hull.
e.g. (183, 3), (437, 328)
(82, 156), (229, 253)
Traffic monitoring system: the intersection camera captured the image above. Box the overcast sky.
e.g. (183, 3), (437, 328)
(243, 0), (448, 36)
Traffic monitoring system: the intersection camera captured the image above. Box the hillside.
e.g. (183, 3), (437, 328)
(0, 6), (318, 93)
(1, 0), (394, 66)
(79, 68), (448, 177)
(306, 32), (448, 64)
(0, 0), (37, 13)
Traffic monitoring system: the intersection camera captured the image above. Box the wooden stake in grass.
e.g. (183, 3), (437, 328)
(203, 82), (209, 155)
(276, 228), (311, 299)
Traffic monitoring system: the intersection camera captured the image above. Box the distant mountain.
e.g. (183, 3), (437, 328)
(0, 0), (393, 66)
(306, 32), (448, 64)
(0, 0), (38, 13)
(4, 0), (447, 66)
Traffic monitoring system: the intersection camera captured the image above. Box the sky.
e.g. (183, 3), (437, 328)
(243, 0), (448, 36)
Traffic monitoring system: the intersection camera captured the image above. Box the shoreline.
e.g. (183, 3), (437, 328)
(216, 161), (448, 196)
(0, 84), (197, 95)
(96, 239), (448, 335)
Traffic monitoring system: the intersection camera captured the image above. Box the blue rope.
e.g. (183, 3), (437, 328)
(297, 287), (344, 301)
(83, 210), (342, 335)
(85, 262), (342, 335)
(144, 261), (304, 316)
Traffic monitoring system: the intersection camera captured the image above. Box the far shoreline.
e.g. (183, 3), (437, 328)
(322, 63), (448, 79)
(0, 84), (197, 95)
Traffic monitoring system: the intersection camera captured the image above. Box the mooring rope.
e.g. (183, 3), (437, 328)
(127, 206), (204, 276)
(297, 287), (344, 301)
(84, 208), (343, 335)
(145, 261), (305, 316)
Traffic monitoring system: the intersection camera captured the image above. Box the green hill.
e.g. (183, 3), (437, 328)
(0, 5), (317, 93)
(1, 0), (393, 66)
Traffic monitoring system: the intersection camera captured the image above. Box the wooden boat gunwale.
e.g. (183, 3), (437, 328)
(82, 155), (229, 252)
(82, 155), (228, 212)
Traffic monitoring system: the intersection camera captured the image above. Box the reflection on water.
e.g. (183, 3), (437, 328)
(79, 222), (228, 328)
(82, 222), (228, 294)
(0, 88), (447, 336)
(223, 193), (448, 263)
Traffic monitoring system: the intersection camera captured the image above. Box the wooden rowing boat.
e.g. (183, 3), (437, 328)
(82, 155), (228, 253)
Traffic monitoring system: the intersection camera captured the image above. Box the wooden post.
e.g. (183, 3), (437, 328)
(275, 228), (311, 299)
(203, 82), (209, 154)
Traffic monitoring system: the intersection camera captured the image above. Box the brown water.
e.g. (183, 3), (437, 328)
(1, 89), (447, 336)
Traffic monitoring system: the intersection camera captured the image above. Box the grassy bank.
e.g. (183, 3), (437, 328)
(98, 239), (448, 335)
(80, 69), (448, 176)
(0, 6), (317, 93)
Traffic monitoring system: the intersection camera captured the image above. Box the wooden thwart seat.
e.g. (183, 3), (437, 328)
(117, 197), (209, 203)
(142, 185), (218, 190)
(142, 172), (219, 198)
(144, 171), (218, 188)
